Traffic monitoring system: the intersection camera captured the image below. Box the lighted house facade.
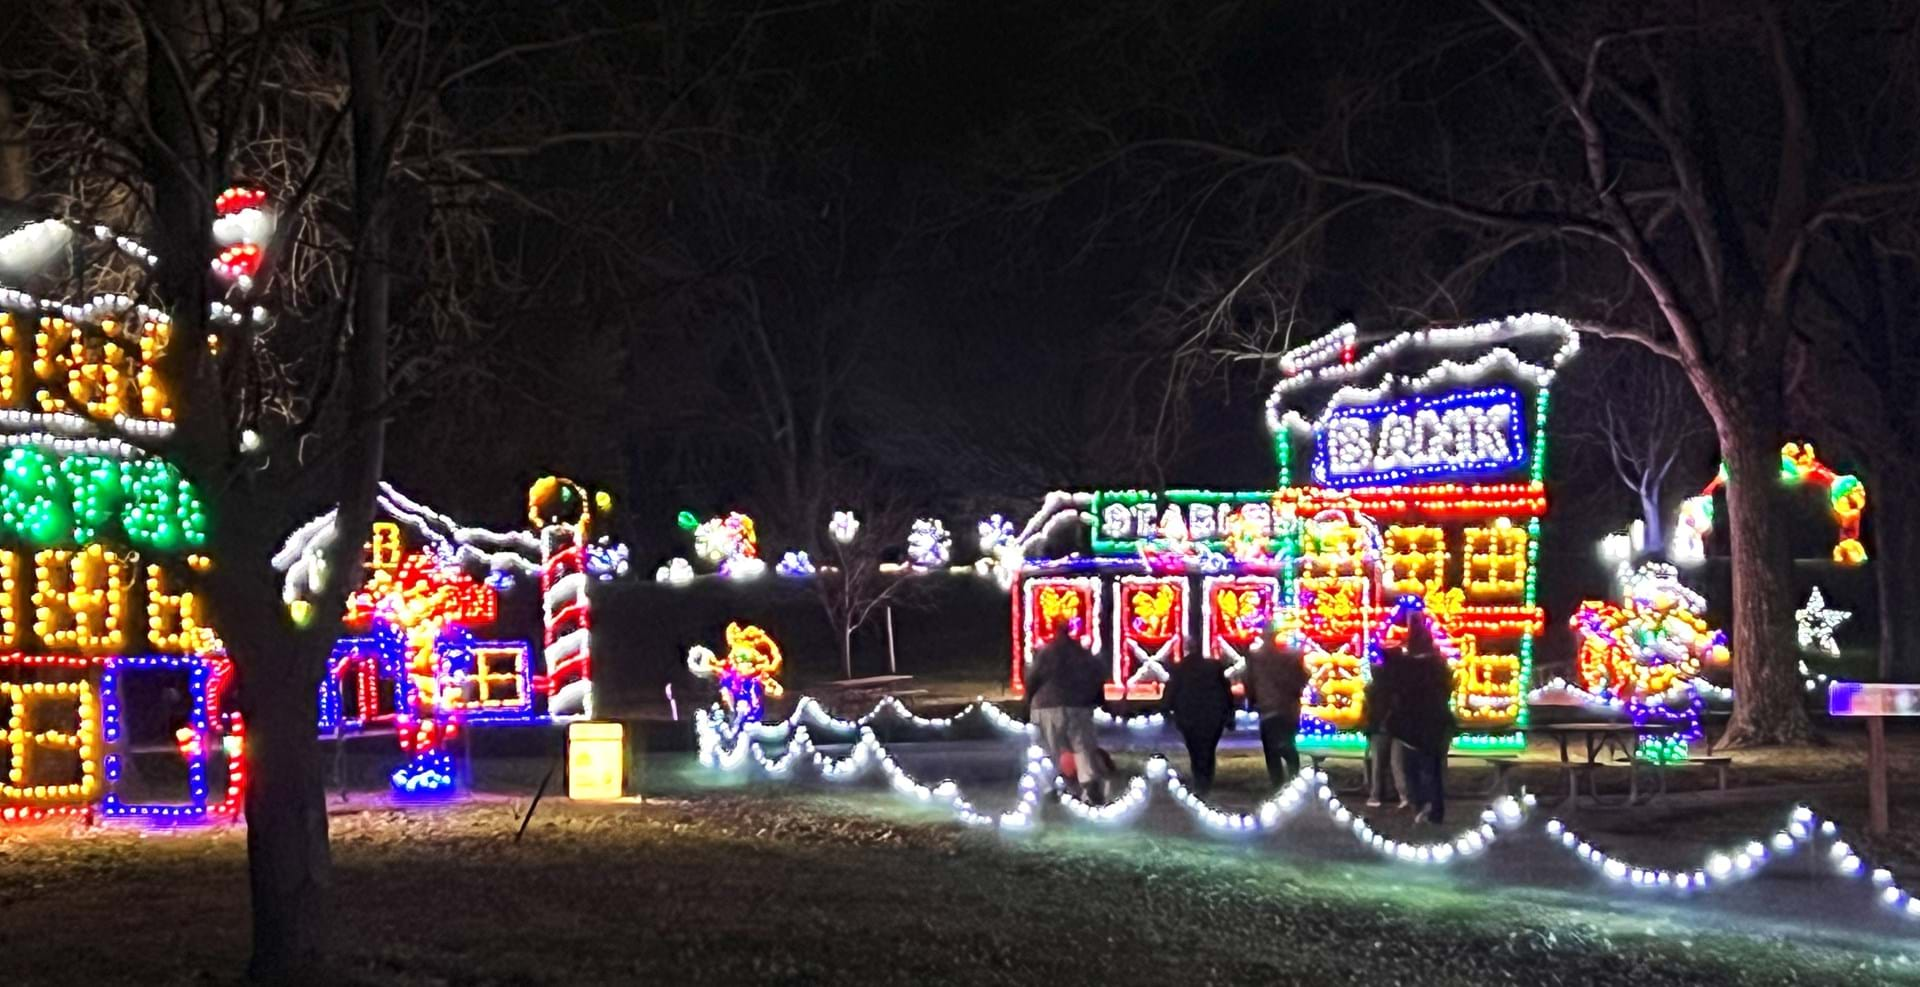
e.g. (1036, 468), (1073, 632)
(1010, 315), (1578, 751)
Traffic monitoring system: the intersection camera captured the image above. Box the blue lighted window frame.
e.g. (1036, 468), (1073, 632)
(1310, 386), (1528, 488)
(99, 654), (219, 822)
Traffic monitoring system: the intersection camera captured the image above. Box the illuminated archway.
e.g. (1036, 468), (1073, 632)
(1672, 442), (1866, 565)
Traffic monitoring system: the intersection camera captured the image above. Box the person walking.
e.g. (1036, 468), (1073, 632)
(1387, 616), (1456, 824)
(1244, 620), (1309, 786)
(1162, 651), (1235, 796)
(1027, 617), (1110, 801)
(1364, 646), (1411, 808)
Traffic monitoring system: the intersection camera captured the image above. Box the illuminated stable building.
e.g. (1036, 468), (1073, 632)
(1010, 315), (1579, 751)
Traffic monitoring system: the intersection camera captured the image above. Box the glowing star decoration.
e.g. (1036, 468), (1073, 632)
(1114, 576), (1185, 687)
(1673, 442), (1867, 566)
(829, 510), (860, 544)
(1795, 588), (1849, 658)
(776, 551), (815, 577)
(687, 623), (785, 722)
(1571, 563), (1729, 760)
(906, 518), (951, 570)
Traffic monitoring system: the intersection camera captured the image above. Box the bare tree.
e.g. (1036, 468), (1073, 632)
(4, 0), (808, 975)
(1565, 344), (1716, 555)
(996, 0), (1920, 744)
(812, 488), (923, 680)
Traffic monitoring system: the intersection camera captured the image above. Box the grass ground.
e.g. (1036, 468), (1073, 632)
(2, 789), (1915, 987)
(4, 728), (1918, 987)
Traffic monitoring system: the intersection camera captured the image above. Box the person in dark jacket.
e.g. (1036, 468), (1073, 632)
(1027, 617), (1109, 800)
(1385, 616), (1456, 823)
(1364, 647), (1411, 808)
(1162, 653), (1234, 795)
(1243, 622), (1309, 785)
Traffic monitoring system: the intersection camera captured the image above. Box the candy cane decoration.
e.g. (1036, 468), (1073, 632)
(530, 476), (603, 718)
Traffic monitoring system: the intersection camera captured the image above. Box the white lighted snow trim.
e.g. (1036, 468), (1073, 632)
(698, 707), (1529, 858)
(274, 481), (543, 600)
(699, 695), (1920, 916)
(1548, 805), (1920, 917)
(705, 693), (1261, 747)
(1265, 314), (1581, 433)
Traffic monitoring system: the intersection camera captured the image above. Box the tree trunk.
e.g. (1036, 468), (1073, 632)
(240, 621), (333, 982)
(1638, 487), (1665, 561)
(1716, 409), (1816, 746)
(1869, 463), (1920, 681)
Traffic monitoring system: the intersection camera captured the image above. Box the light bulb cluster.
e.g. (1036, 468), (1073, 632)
(1673, 442), (1867, 566)
(0, 219), (75, 275)
(1315, 387), (1526, 488)
(2, 678), (98, 802)
(906, 518), (952, 570)
(1267, 314), (1579, 457)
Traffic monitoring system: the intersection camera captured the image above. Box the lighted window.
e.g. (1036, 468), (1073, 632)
(33, 545), (129, 653)
(1462, 519), (1528, 600)
(2, 681), (98, 802)
(1383, 525), (1448, 596)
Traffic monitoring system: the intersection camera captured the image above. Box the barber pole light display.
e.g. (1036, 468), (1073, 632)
(531, 476), (603, 718)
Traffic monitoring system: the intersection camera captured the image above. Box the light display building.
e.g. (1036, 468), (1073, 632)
(1010, 315), (1579, 751)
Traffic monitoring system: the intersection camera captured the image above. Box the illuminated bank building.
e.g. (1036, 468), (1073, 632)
(1010, 315), (1579, 751)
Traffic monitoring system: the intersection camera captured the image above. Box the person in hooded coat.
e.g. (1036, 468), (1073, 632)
(1162, 653), (1235, 796)
(1243, 622), (1309, 785)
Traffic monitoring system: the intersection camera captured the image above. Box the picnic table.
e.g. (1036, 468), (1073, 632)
(820, 675), (920, 714)
(1535, 721), (1728, 804)
(1297, 745), (1521, 797)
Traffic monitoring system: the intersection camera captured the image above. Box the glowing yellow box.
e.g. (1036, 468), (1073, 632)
(566, 721), (625, 800)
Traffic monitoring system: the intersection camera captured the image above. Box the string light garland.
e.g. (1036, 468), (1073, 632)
(699, 692), (1917, 923)
(1673, 442), (1867, 566)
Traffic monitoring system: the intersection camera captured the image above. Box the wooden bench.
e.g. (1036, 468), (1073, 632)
(1644, 754), (1733, 796)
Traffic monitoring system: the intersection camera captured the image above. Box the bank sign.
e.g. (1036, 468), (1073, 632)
(1311, 386), (1527, 488)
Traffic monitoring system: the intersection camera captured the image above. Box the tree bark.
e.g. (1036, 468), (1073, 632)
(238, 603), (334, 982)
(1715, 405), (1815, 746)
